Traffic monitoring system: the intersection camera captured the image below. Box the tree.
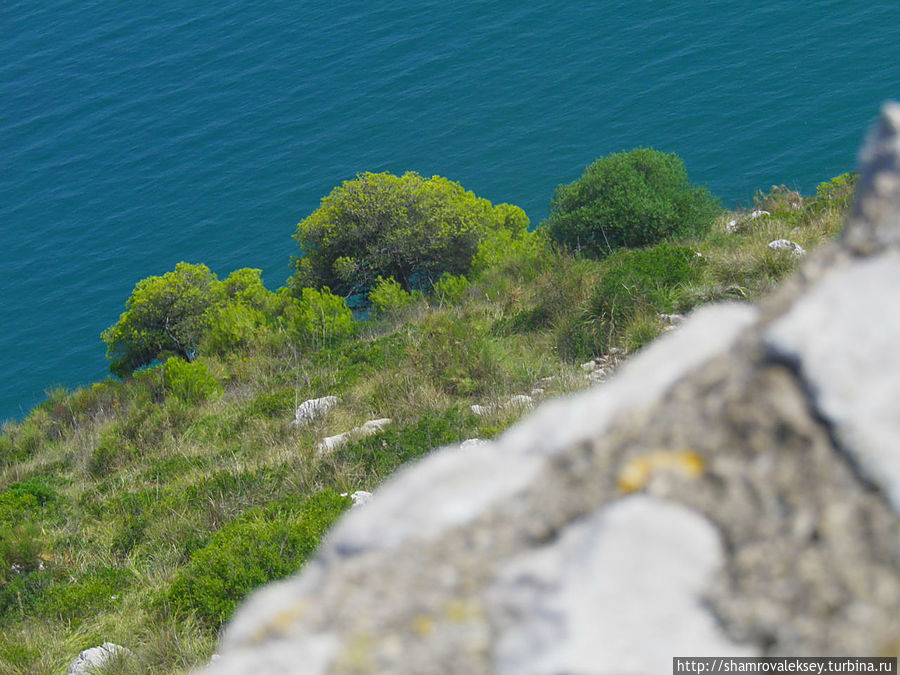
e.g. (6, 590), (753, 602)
(102, 263), (224, 376)
(543, 148), (719, 258)
(290, 171), (528, 295)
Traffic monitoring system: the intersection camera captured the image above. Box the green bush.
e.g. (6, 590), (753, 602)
(543, 148), (719, 258)
(168, 491), (349, 627)
(409, 312), (501, 396)
(202, 303), (269, 356)
(288, 287), (355, 345)
(814, 172), (857, 214)
(0, 565), (54, 619)
(36, 566), (131, 625)
(558, 244), (702, 360)
(369, 276), (416, 315)
(290, 171), (527, 295)
(162, 357), (222, 404)
(432, 273), (470, 306)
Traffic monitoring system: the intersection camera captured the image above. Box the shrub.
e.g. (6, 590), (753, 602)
(369, 276), (416, 315)
(408, 311), (501, 395)
(36, 566), (131, 625)
(168, 491), (349, 627)
(290, 171), (528, 295)
(543, 148), (719, 258)
(432, 273), (471, 306)
(558, 244), (702, 360)
(814, 172), (857, 214)
(288, 287), (355, 345)
(87, 428), (137, 478)
(162, 357), (222, 404)
(202, 303), (269, 356)
(471, 226), (545, 278)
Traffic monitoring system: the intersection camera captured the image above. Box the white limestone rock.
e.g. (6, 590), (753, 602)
(765, 252), (900, 511)
(292, 396), (340, 426)
(768, 239), (806, 257)
(503, 395), (533, 409)
(67, 643), (132, 675)
(316, 418), (392, 455)
(489, 496), (756, 674)
(340, 490), (373, 508)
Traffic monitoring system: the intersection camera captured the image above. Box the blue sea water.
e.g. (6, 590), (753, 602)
(2, 1), (898, 421)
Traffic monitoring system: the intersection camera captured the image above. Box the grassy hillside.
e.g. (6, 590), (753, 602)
(0, 176), (854, 674)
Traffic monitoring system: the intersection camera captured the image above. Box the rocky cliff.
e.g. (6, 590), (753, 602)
(205, 105), (900, 674)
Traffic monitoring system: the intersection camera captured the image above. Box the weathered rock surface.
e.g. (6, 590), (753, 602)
(292, 396), (340, 426)
(316, 418), (392, 455)
(768, 238), (806, 257)
(205, 105), (900, 674)
(67, 643), (132, 674)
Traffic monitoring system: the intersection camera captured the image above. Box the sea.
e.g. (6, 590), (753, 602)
(2, 1), (898, 422)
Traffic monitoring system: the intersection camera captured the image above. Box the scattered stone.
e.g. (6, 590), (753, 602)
(726, 218), (739, 233)
(749, 209), (771, 219)
(340, 491), (373, 508)
(292, 396), (340, 426)
(316, 418), (392, 455)
(67, 643), (133, 675)
(580, 359), (599, 372)
(585, 368), (607, 384)
(472, 396), (533, 416)
(768, 239), (806, 257)
(504, 395), (533, 409)
(460, 438), (489, 449)
(529, 388), (545, 398)
(658, 313), (685, 326)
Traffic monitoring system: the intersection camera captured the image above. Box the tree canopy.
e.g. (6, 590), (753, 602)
(101, 263), (224, 377)
(543, 148), (719, 258)
(290, 171), (529, 296)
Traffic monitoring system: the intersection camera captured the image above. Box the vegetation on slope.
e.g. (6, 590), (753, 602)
(0, 154), (855, 673)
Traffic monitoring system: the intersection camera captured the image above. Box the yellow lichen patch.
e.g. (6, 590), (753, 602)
(249, 601), (307, 643)
(617, 449), (705, 493)
(412, 614), (435, 635)
(445, 598), (480, 623)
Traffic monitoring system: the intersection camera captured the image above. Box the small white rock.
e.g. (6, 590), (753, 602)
(749, 209), (771, 219)
(470, 404), (493, 416)
(767, 239), (806, 257)
(580, 360), (599, 372)
(725, 219), (739, 233)
(460, 438), (489, 449)
(292, 396), (340, 426)
(504, 395), (534, 409)
(316, 419), (392, 455)
(67, 643), (133, 675)
(658, 313), (685, 326)
(340, 491), (373, 508)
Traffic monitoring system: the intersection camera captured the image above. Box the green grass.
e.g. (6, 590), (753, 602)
(0, 172), (852, 674)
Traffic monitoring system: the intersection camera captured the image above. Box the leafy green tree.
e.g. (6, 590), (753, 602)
(102, 263), (224, 377)
(543, 148), (719, 258)
(291, 171), (527, 295)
